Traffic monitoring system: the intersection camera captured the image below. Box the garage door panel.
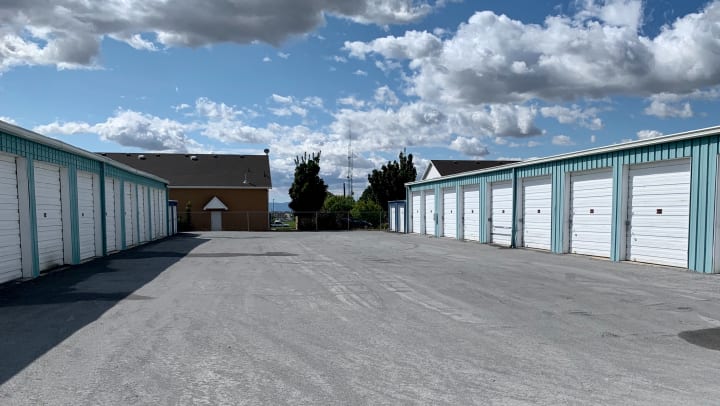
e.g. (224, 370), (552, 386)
(462, 185), (480, 241)
(491, 182), (513, 246)
(442, 188), (456, 238)
(425, 192), (435, 235)
(522, 178), (552, 250)
(411, 193), (421, 234)
(627, 159), (690, 268)
(569, 170), (613, 257)
(34, 162), (64, 271)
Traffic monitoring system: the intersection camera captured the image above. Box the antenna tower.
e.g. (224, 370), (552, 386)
(347, 126), (354, 198)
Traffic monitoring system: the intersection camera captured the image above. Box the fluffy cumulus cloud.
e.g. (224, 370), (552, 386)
(0, 0), (445, 71)
(540, 105), (603, 130)
(346, 1), (720, 105)
(636, 129), (663, 140)
(34, 110), (201, 152)
(551, 135), (574, 145)
(449, 137), (489, 157)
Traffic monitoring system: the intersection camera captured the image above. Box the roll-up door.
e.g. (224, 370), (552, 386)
(424, 191), (435, 236)
(462, 185), (480, 241)
(389, 206), (396, 231)
(570, 170), (613, 257)
(124, 182), (136, 246)
(137, 186), (147, 242)
(34, 162), (64, 271)
(160, 189), (168, 237)
(399, 206), (405, 233)
(522, 177), (552, 250)
(105, 177), (118, 252)
(77, 171), (96, 261)
(0, 154), (22, 283)
(442, 188), (456, 238)
(411, 192), (421, 234)
(490, 182), (513, 246)
(626, 159), (690, 267)
(149, 188), (157, 239)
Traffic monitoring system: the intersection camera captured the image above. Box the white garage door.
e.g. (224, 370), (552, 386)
(442, 188), (457, 238)
(490, 182), (513, 246)
(77, 171), (96, 261)
(411, 192), (421, 233)
(399, 206), (405, 233)
(105, 177), (119, 252)
(124, 182), (136, 246)
(160, 189), (168, 237)
(522, 177), (552, 250)
(389, 207), (396, 231)
(34, 162), (64, 271)
(462, 185), (480, 241)
(570, 170), (613, 257)
(626, 159), (690, 267)
(424, 191), (435, 235)
(149, 188), (157, 239)
(0, 155), (22, 283)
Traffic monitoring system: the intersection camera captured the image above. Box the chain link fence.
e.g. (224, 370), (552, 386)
(176, 210), (388, 231)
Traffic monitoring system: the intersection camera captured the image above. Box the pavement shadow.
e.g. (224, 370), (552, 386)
(0, 233), (209, 385)
(679, 327), (720, 351)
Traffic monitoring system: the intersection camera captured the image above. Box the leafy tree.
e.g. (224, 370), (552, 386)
(358, 187), (376, 204)
(322, 194), (355, 212)
(351, 198), (383, 225)
(366, 151), (417, 210)
(288, 152), (328, 213)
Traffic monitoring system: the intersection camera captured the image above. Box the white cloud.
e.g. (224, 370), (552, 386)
(346, 2), (720, 105)
(277, 52), (290, 59)
(353, 69), (368, 76)
(637, 129), (663, 140)
(374, 86), (400, 105)
(540, 105), (603, 130)
(262, 57), (272, 63)
(332, 55), (348, 63)
(0, 0), (448, 71)
(173, 103), (191, 112)
(590, 134), (597, 143)
(0, 116), (17, 125)
(272, 94), (294, 104)
(552, 135), (574, 145)
(337, 96), (366, 109)
(644, 99), (693, 118)
(449, 137), (489, 157)
(34, 110), (201, 152)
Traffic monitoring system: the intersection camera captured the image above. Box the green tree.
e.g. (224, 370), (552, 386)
(366, 151), (417, 210)
(288, 152), (328, 213)
(322, 194), (355, 212)
(351, 198), (383, 225)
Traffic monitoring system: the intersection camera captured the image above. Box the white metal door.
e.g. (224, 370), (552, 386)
(390, 207), (396, 231)
(490, 182), (513, 246)
(570, 170), (613, 257)
(210, 211), (222, 231)
(34, 162), (64, 271)
(626, 159), (690, 267)
(424, 191), (435, 235)
(442, 188), (457, 238)
(77, 171), (96, 261)
(137, 186), (147, 242)
(160, 190), (168, 237)
(522, 177), (552, 250)
(124, 182), (136, 246)
(399, 207), (405, 233)
(104, 178), (118, 252)
(462, 185), (480, 241)
(412, 192), (421, 233)
(0, 155), (22, 283)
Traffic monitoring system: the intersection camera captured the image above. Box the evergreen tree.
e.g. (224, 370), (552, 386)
(288, 152), (328, 213)
(366, 151), (417, 210)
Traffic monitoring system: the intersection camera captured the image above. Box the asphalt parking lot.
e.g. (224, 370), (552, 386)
(1, 231), (720, 405)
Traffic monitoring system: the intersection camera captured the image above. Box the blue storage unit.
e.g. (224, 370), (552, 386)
(0, 120), (171, 282)
(387, 200), (406, 233)
(406, 126), (720, 273)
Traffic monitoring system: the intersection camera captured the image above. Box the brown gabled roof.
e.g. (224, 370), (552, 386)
(101, 153), (272, 189)
(429, 160), (517, 177)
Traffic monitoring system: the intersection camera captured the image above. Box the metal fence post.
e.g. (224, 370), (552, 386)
(315, 211), (318, 231)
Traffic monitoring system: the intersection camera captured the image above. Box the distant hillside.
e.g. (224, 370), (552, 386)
(269, 201), (291, 212)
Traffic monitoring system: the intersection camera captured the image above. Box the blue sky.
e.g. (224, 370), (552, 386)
(1, 0), (719, 201)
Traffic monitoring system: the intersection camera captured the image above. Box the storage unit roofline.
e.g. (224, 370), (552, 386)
(406, 124), (720, 186)
(0, 120), (169, 185)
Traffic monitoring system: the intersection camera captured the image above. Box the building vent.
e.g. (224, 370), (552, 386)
(190, 155), (198, 161)
(138, 154), (146, 160)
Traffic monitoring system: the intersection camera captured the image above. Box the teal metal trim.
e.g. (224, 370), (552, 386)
(99, 163), (107, 256)
(26, 159), (40, 277)
(68, 167), (80, 264)
(510, 167), (518, 248)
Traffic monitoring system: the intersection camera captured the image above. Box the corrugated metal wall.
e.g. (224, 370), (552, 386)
(408, 134), (720, 273)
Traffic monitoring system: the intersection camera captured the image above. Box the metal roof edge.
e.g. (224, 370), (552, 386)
(406, 125), (720, 186)
(0, 120), (169, 184)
